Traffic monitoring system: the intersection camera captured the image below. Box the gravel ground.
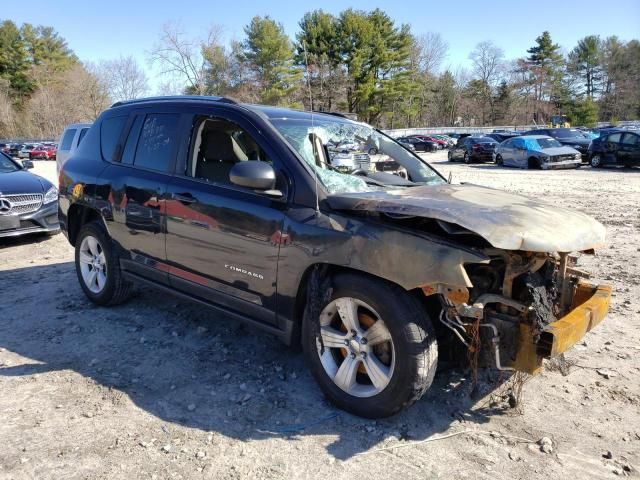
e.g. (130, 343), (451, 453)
(1, 156), (638, 479)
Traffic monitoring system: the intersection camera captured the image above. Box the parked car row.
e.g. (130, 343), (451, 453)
(439, 126), (640, 169)
(394, 133), (458, 152)
(0, 141), (58, 160)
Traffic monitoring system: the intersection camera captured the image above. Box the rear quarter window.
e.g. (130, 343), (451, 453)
(100, 116), (127, 161)
(77, 128), (89, 146)
(60, 129), (77, 150)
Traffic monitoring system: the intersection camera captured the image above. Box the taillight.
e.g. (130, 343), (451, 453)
(472, 144), (482, 150)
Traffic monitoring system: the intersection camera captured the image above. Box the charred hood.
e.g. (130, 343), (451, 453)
(327, 183), (606, 252)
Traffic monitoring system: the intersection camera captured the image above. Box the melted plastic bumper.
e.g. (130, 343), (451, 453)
(513, 281), (611, 374)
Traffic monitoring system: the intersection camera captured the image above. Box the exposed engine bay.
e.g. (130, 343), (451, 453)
(430, 249), (599, 373)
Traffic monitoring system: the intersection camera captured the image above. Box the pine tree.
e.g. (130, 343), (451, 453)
(568, 35), (603, 98)
(242, 16), (302, 106)
(0, 20), (32, 97)
(526, 31), (564, 122)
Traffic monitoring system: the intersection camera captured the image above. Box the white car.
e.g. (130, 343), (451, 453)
(18, 144), (38, 159)
(57, 123), (92, 173)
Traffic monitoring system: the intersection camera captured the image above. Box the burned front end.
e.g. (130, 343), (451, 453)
(327, 183), (611, 374)
(427, 249), (611, 374)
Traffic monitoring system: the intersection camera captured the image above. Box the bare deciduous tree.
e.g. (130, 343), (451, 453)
(23, 64), (110, 139)
(0, 79), (18, 137)
(414, 32), (449, 75)
(469, 40), (505, 87)
(468, 41), (505, 124)
(149, 22), (226, 95)
(95, 56), (148, 102)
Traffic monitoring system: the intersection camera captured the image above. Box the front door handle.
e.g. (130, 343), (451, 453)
(173, 193), (196, 204)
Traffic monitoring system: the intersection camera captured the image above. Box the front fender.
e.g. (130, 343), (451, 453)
(276, 206), (488, 327)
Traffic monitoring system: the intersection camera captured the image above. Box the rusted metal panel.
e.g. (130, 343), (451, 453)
(538, 282), (612, 358)
(513, 323), (544, 374)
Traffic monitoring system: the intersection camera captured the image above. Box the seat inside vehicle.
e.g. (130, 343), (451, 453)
(192, 118), (268, 184)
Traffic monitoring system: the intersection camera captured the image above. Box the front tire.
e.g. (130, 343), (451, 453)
(302, 273), (438, 418)
(495, 154), (503, 165)
(75, 221), (133, 306)
(590, 154), (602, 168)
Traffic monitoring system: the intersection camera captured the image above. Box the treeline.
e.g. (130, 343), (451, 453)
(1, 10), (639, 139)
(0, 20), (148, 139)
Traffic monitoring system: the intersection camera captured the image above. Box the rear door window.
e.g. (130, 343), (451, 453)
(60, 129), (77, 150)
(606, 133), (622, 143)
(621, 133), (639, 145)
(133, 114), (180, 172)
(101, 116), (127, 161)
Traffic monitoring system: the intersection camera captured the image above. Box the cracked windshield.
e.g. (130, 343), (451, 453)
(268, 116), (444, 194)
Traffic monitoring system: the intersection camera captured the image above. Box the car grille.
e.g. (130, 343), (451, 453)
(0, 193), (43, 215)
(550, 154), (577, 162)
(353, 153), (371, 171)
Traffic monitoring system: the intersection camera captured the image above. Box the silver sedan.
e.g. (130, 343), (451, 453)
(494, 135), (582, 169)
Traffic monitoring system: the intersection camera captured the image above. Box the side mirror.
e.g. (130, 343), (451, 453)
(22, 160), (34, 169)
(229, 161), (282, 198)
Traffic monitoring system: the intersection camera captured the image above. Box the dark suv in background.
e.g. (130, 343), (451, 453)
(448, 136), (498, 163)
(58, 96), (610, 418)
(524, 128), (591, 160)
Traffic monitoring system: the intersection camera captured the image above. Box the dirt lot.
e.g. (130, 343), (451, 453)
(1, 156), (639, 479)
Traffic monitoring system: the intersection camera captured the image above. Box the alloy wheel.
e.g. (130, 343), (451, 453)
(78, 235), (107, 293)
(317, 297), (395, 398)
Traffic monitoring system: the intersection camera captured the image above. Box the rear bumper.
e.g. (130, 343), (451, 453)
(513, 281), (611, 374)
(471, 153), (495, 162)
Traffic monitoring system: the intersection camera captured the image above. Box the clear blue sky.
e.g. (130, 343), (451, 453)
(3, 0), (639, 92)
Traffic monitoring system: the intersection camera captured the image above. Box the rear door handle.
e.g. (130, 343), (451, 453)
(173, 193), (196, 204)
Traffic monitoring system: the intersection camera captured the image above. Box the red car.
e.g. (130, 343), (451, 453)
(29, 144), (57, 160)
(410, 135), (448, 149)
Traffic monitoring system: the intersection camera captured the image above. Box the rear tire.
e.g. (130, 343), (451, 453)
(463, 152), (471, 164)
(302, 272), (438, 418)
(75, 220), (133, 306)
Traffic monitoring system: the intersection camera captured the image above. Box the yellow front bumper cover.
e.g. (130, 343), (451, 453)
(514, 281), (612, 374)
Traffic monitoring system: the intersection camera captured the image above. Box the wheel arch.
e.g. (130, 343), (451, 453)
(291, 263), (424, 346)
(67, 204), (107, 246)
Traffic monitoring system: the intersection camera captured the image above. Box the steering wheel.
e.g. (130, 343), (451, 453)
(351, 169), (368, 176)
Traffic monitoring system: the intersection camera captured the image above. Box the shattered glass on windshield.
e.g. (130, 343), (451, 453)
(268, 115), (444, 194)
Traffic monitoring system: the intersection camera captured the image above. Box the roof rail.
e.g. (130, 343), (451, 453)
(110, 95), (238, 108)
(313, 111), (359, 121)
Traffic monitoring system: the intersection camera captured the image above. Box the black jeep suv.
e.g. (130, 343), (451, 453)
(59, 96), (611, 418)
